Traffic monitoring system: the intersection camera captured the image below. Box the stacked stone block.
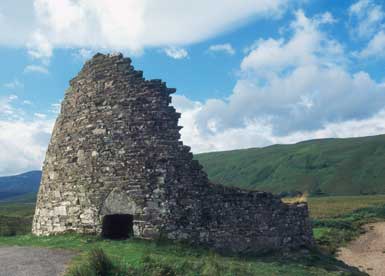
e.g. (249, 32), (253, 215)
(32, 53), (313, 253)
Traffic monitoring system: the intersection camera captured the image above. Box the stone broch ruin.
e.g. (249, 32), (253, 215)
(32, 53), (313, 253)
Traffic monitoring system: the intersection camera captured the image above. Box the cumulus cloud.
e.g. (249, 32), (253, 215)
(350, 1), (385, 59)
(241, 10), (343, 75)
(0, 95), (54, 176)
(0, 0), (289, 62)
(349, 0), (385, 59)
(358, 30), (385, 58)
(208, 43), (236, 55)
(171, 10), (385, 153)
(27, 30), (52, 62)
(204, 10), (379, 136)
(174, 96), (385, 154)
(0, 0), (36, 46)
(349, 0), (384, 39)
(2, 2), (385, 172)
(0, 119), (53, 176)
(164, 47), (188, 59)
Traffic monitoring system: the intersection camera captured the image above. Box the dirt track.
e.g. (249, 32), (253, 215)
(0, 246), (76, 276)
(338, 222), (385, 276)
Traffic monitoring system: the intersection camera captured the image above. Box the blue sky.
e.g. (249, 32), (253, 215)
(1, 0), (385, 175)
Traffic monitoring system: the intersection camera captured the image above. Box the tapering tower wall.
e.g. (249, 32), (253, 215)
(32, 53), (313, 253)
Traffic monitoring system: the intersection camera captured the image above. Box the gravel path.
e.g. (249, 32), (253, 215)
(0, 246), (76, 276)
(338, 222), (385, 276)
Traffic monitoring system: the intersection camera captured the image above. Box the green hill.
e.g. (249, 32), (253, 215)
(3, 134), (385, 198)
(195, 134), (385, 196)
(0, 171), (41, 201)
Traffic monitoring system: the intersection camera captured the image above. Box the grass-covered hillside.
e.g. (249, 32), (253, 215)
(0, 171), (41, 200)
(4, 134), (385, 199)
(196, 134), (385, 196)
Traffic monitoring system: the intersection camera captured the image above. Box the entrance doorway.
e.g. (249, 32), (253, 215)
(102, 214), (133, 239)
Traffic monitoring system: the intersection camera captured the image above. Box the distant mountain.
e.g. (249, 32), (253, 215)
(195, 134), (385, 196)
(0, 171), (41, 201)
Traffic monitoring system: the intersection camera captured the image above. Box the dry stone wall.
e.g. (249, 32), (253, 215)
(32, 53), (313, 253)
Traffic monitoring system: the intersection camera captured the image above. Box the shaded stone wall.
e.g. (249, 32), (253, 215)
(199, 185), (312, 253)
(32, 53), (313, 253)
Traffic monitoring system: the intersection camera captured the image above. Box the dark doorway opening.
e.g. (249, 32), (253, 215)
(102, 214), (133, 239)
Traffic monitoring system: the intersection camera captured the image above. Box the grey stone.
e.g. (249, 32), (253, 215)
(32, 53), (314, 253)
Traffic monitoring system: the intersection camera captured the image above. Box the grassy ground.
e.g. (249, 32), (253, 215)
(1, 195), (385, 275)
(0, 201), (34, 236)
(308, 194), (385, 218)
(306, 195), (385, 254)
(0, 234), (357, 275)
(313, 204), (385, 252)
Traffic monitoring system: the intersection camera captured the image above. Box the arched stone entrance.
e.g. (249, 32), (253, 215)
(100, 189), (138, 239)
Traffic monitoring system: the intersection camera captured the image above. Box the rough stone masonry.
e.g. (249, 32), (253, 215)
(32, 53), (313, 253)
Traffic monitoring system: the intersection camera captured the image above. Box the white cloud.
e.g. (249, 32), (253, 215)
(0, 119), (54, 176)
(164, 47), (188, 59)
(0, 95), (19, 117)
(24, 65), (49, 74)
(350, 1), (385, 59)
(358, 30), (385, 58)
(195, 68), (385, 136)
(2, 3), (385, 172)
(0, 0), (289, 62)
(0, 97), (13, 116)
(314, 11), (337, 25)
(0, 0), (36, 46)
(349, 0), (384, 39)
(34, 113), (46, 119)
(208, 43), (236, 55)
(0, 94), (54, 176)
(174, 96), (385, 153)
(4, 79), (23, 89)
(170, 10), (385, 153)
(27, 30), (52, 62)
(8, 95), (17, 100)
(73, 48), (94, 60)
(241, 10), (344, 77)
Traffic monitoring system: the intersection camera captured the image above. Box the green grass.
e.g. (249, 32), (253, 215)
(0, 234), (358, 276)
(312, 203), (385, 254)
(2, 195), (382, 275)
(308, 194), (385, 218)
(0, 192), (38, 204)
(0, 201), (35, 236)
(0, 192), (37, 236)
(307, 195), (385, 254)
(195, 134), (385, 196)
(1, 195), (384, 275)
